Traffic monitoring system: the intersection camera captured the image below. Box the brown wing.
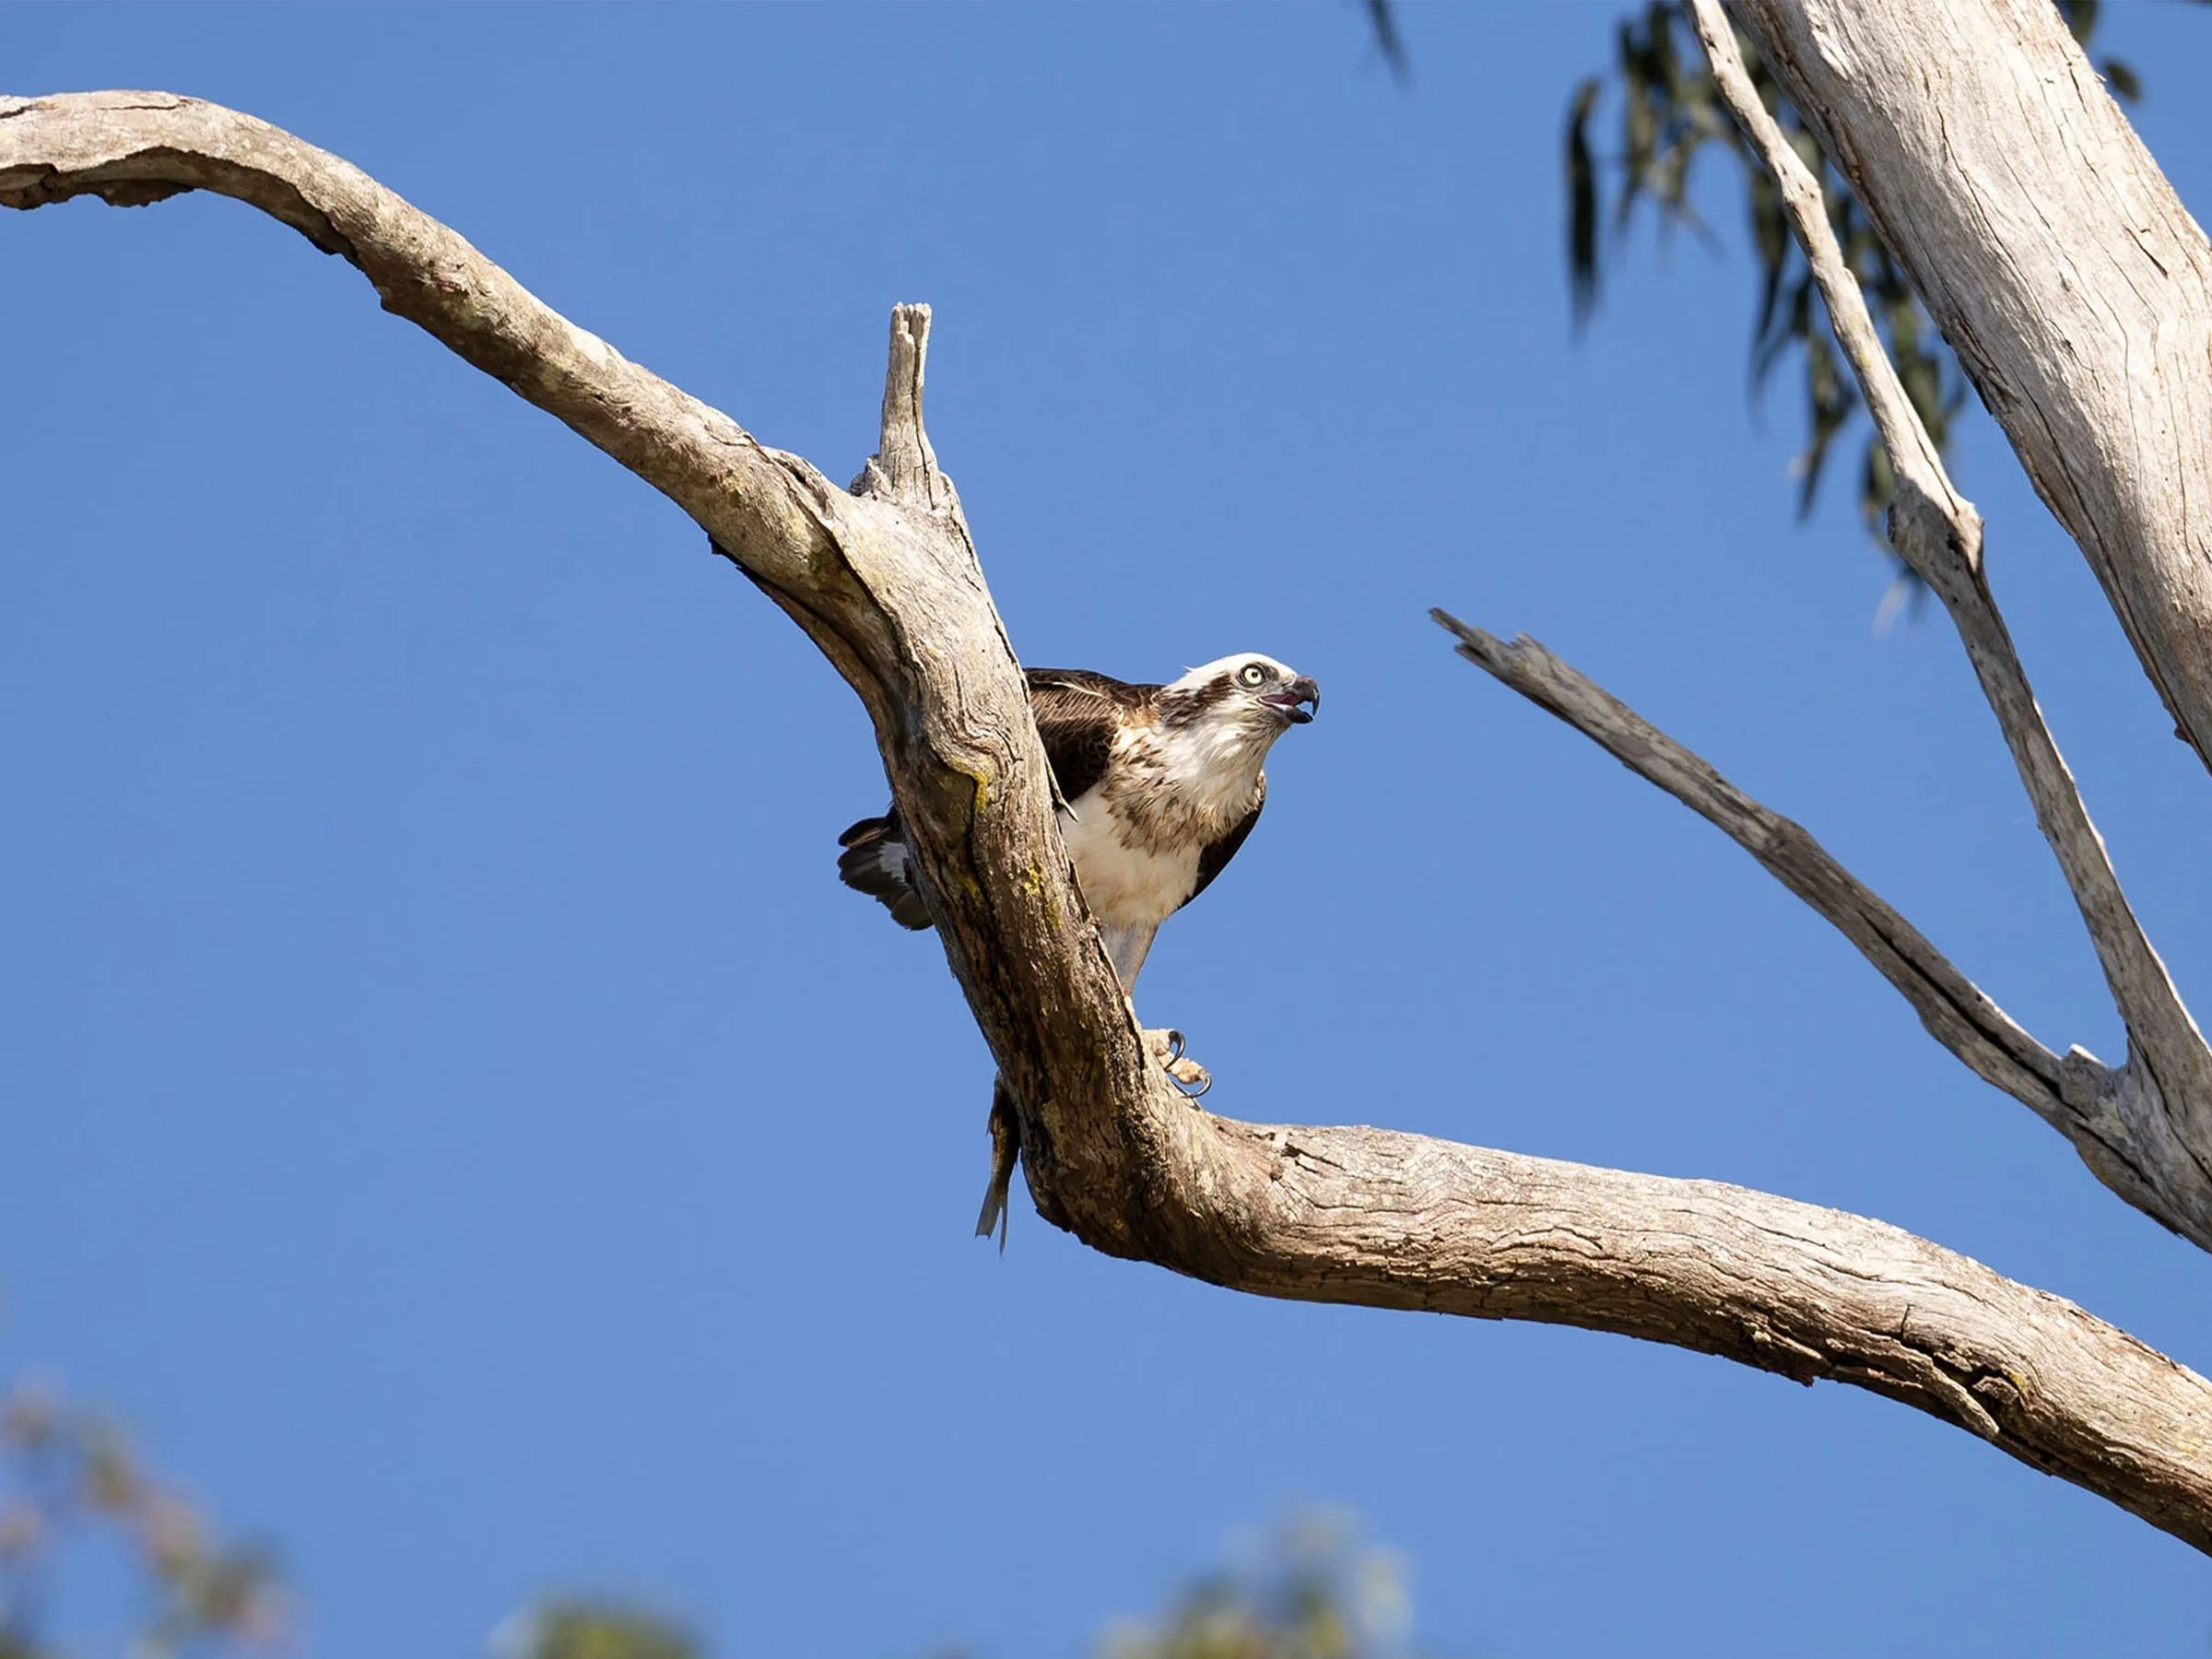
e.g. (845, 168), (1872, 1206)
(1182, 774), (1265, 910)
(1024, 668), (1155, 804)
(837, 667), (1149, 933)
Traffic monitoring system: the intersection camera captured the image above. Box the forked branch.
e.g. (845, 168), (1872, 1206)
(1722, 0), (2212, 786)
(1686, 0), (2212, 1247)
(1441, 8), (2212, 1253)
(6, 90), (2212, 1554)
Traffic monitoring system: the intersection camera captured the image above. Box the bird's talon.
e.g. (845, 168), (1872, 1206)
(1141, 1029), (1210, 1094)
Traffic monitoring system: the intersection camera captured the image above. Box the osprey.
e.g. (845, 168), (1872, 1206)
(837, 653), (1320, 987)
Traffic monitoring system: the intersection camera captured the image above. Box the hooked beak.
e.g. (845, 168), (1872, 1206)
(1262, 677), (1320, 725)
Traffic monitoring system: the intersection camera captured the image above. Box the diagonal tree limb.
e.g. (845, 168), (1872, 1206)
(1430, 610), (2068, 1125)
(0, 93), (842, 594)
(1716, 0), (2212, 790)
(1434, 606), (2209, 1245)
(6, 90), (2212, 1555)
(1582, 1), (2212, 1252)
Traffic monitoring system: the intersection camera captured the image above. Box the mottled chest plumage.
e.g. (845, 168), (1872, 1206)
(836, 653), (1314, 989)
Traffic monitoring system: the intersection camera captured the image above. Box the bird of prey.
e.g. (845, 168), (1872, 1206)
(836, 653), (1320, 986)
(836, 652), (1319, 1242)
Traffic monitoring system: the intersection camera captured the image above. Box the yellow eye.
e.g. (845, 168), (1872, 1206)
(1238, 663), (1269, 687)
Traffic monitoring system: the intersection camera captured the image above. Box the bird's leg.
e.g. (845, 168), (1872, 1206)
(1143, 1027), (1212, 1098)
(974, 1078), (1019, 1249)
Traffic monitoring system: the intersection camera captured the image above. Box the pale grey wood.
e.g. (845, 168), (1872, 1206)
(1713, 0), (2212, 780)
(1674, 0), (2212, 1252)
(1205, 1121), (2212, 1556)
(6, 89), (2212, 1555)
(1432, 613), (2068, 1117)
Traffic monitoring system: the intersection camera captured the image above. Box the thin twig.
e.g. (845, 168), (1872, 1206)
(1431, 610), (2065, 1120)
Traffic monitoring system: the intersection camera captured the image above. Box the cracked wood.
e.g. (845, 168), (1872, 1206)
(1718, 0), (2212, 787)
(5, 87), (2211, 1558)
(1678, 0), (2212, 1251)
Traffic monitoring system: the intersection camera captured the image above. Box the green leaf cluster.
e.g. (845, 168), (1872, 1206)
(1096, 1512), (1421, 1659)
(495, 1510), (1424, 1659)
(499, 1603), (702, 1659)
(0, 1381), (283, 1659)
(1562, 1), (2154, 535)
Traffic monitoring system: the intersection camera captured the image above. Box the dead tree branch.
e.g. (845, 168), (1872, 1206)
(1678, 0), (2212, 1249)
(1720, 0), (2212, 788)
(6, 89), (2212, 1555)
(1431, 613), (2068, 1122)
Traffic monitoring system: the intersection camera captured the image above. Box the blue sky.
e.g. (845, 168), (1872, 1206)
(6, 4), (2211, 1654)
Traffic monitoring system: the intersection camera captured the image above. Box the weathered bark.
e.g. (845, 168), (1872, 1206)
(1722, 0), (2212, 782)
(1442, 2), (2212, 1255)
(1690, 0), (2212, 1243)
(6, 91), (2212, 1554)
(1432, 614), (2069, 1122)
(1440, 597), (2212, 1247)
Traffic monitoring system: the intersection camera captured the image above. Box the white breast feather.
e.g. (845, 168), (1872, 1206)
(1055, 720), (1268, 933)
(1150, 718), (1268, 821)
(1058, 786), (1201, 930)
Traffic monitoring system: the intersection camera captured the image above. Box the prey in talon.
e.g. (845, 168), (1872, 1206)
(835, 653), (1320, 1237)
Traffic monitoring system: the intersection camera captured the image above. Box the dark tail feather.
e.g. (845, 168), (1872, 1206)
(975, 1082), (1019, 1251)
(837, 810), (935, 931)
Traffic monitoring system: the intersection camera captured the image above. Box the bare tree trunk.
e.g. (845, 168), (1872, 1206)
(6, 90), (2212, 1554)
(1724, 0), (2212, 780)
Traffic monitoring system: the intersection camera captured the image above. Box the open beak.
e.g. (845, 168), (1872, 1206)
(1263, 677), (1320, 724)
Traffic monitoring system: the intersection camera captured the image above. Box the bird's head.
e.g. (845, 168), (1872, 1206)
(1159, 653), (1321, 748)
